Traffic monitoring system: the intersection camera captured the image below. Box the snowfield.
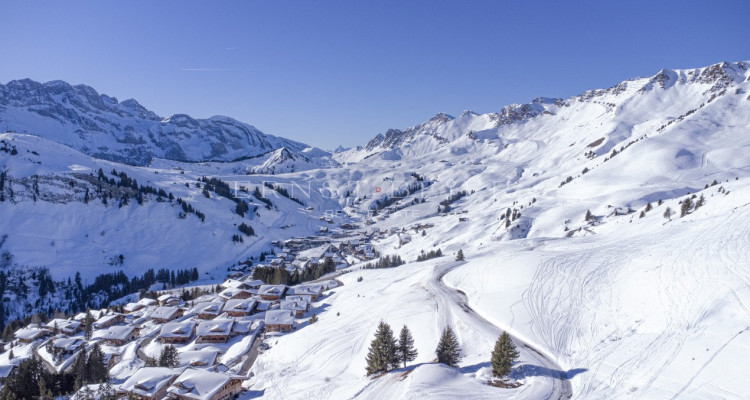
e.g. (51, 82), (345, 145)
(2, 60), (750, 398)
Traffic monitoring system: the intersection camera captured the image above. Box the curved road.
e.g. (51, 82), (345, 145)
(426, 261), (573, 399)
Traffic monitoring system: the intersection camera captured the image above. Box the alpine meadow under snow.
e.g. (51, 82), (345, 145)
(0, 60), (749, 399)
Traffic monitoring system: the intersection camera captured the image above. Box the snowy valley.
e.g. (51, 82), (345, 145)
(0, 60), (749, 399)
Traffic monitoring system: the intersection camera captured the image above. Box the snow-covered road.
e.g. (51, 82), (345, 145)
(427, 260), (573, 399)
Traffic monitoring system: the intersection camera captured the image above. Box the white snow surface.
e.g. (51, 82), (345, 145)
(2, 60), (750, 399)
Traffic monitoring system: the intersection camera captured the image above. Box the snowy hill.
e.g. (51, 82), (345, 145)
(0, 79), (334, 168)
(2, 60), (750, 399)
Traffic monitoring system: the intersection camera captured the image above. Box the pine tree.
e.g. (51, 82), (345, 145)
(397, 325), (418, 368)
(491, 331), (519, 378)
(663, 207), (673, 220)
(695, 194), (705, 209)
(585, 209), (595, 223)
(84, 310), (94, 340)
(309, 313), (318, 324)
(645, 202), (653, 212)
(73, 348), (88, 390)
(86, 344), (108, 383)
(680, 197), (693, 217)
(435, 327), (461, 367)
(158, 344), (179, 368)
(455, 249), (464, 261)
(365, 321), (399, 376)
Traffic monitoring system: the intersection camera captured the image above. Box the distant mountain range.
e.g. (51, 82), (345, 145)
(0, 78), (329, 167)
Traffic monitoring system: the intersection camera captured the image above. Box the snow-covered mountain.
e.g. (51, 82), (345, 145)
(0, 78), (333, 168)
(2, 60), (750, 399)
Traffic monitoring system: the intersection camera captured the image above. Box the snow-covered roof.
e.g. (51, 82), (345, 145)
(258, 285), (287, 296)
(240, 279), (264, 288)
(220, 279), (246, 290)
(223, 298), (257, 313)
(158, 293), (180, 302)
(167, 368), (241, 400)
(0, 364), (15, 378)
(52, 337), (85, 352)
(196, 319), (234, 337)
(287, 284), (323, 297)
(150, 306), (180, 320)
(191, 301), (224, 316)
(96, 325), (134, 342)
(285, 295), (312, 305)
(279, 300), (307, 312)
(178, 350), (219, 368)
(264, 310), (295, 326)
(137, 298), (158, 306)
(14, 326), (45, 340)
(120, 367), (182, 397)
(45, 318), (81, 332)
(93, 314), (123, 328)
(159, 321), (196, 339)
(218, 288), (254, 299)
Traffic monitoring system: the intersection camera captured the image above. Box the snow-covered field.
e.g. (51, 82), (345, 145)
(2, 60), (750, 398)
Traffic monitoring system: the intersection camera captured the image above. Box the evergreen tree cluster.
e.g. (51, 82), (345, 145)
(361, 255), (405, 270)
(200, 176), (234, 199)
(416, 248), (443, 262)
(438, 190), (467, 213)
(158, 344), (179, 368)
(365, 322), (418, 376)
(370, 180), (432, 212)
(0, 357), (74, 399)
(232, 234), (244, 243)
(176, 197), (205, 221)
(501, 207), (522, 228)
(238, 222), (255, 236)
(680, 194), (705, 217)
(95, 168), (175, 205)
(264, 182), (304, 206)
(253, 187), (274, 209)
(252, 257), (336, 285)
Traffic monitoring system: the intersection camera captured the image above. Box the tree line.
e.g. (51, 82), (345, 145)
(365, 321), (519, 382)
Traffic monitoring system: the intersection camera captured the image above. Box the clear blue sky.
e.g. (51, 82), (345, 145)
(1, 1), (748, 149)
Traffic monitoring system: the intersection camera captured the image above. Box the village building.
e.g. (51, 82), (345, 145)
(178, 350), (220, 368)
(158, 293), (182, 307)
(285, 295), (313, 305)
(14, 325), (47, 343)
(159, 321), (196, 344)
(222, 298), (257, 317)
(51, 337), (85, 356)
(240, 279), (264, 290)
(217, 288), (254, 300)
(279, 300), (309, 317)
(93, 313), (126, 329)
(97, 325), (136, 346)
(150, 306), (182, 324)
(258, 285), (287, 301)
(44, 319), (82, 335)
(196, 319), (234, 343)
(264, 310), (295, 332)
(119, 367), (182, 400)
(167, 368), (244, 400)
(191, 302), (225, 320)
(124, 298), (158, 314)
(287, 284), (324, 301)
(73, 309), (106, 324)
